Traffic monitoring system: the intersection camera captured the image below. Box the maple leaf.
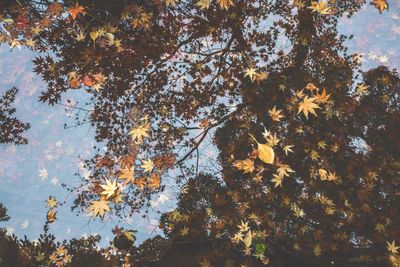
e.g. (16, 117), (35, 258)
(134, 178), (147, 191)
(277, 164), (294, 177)
(119, 154), (136, 169)
(238, 221), (250, 232)
(271, 174), (284, 187)
(87, 200), (110, 218)
(67, 3), (85, 20)
(305, 83), (318, 92)
(327, 171), (338, 181)
(250, 134), (275, 164)
(39, 167), (48, 180)
(111, 192), (124, 204)
(48, 3), (63, 16)
(356, 83), (369, 96)
(370, 0), (388, 14)
(232, 232), (244, 243)
(308, 1), (331, 15)
(291, 203), (305, 218)
(83, 75), (95, 87)
(154, 154), (175, 170)
(375, 223), (385, 233)
(268, 106), (284, 122)
(297, 96), (320, 119)
(317, 140), (327, 149)
(387, 241), (399, 254)
(46, 196), (58, 209)
(318, 168), (328, 180)
(266, 133), (279, 147)
(124, 230), (136, 241)
(315, 89), (330, 103)
(217, 0), (234, 10)
(256, 71), (269, 82)
(95, 156), (114, 170)
(244, 68), (257, 81)
(46, 210), (57, 223)
(147, 174), (161, 190)
(165, 0), (179, 7)
(100, 179), (118, 199)
(180, 226), (189, 236)
(314, 244), (322, 256)
(25, 39), (36, 48)
(283, 145), (294, 155)
(130, 123), (150, 144)
(196, 0), (212, 10)
(233, 159), (255, 173)
(199, 258), (211, 267)
(141, 159), (154, 173)
(118, 167), (135, 185)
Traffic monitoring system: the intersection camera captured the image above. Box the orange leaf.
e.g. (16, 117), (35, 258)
(68, 3), (85, 20)
(83, 75), (95, 87)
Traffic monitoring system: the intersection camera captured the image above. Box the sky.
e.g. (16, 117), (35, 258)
(0, 1), (399, 246)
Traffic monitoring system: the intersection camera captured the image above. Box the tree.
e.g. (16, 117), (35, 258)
(0, 0), (398, 266)
(0, 203), (10, 222)
(0, 87), (30, 145)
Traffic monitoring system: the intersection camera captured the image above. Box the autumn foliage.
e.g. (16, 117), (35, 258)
(0, 0), (399, 266)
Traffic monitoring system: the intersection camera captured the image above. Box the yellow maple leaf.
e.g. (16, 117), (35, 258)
(141, 159), (154, 173)
(308, 1), (331, 15)
(244, 67), (257, 81)
(387, 241), (399, 254)
(317, 140), (327, 149)
(356, 83), (369, 96)
(318, 168), (328, 180)
(266, 132), (280, 147)
(180, 226), (189, 236)
(370, 0), (388, 14)
(314, 244), (322, 256)
(199, 258), (212, 267)
(277, 164), (294, 177)
(165, 0), (179, 7)
(217, 0), (234, 10)
(268, 106), (284, 122)
(111, 192), (124, 204)
(87, 199), (110, 218)
(196, 0), (212, 10)
(327, 171), (338, 181)
(238, 220), (250, 232)
(283, 145), (294, 155)
(256, 71), (269, 82)
(375, 223), (385, 233)
(271, 173), (284, 187)
(291, 203), (305, 218)
(100, 179), (118, 199)
(46, 196), (58, 209)
(130, 123), (150, 144)
(124, 231), (136, 241)
(297, 96), (320, 119)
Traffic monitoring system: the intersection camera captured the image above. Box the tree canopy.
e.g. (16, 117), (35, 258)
(0, 0), (399, 266)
